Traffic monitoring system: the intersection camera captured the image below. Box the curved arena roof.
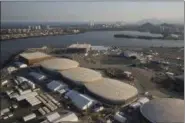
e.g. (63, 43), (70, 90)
(39, 58), (79, 71)
(140, 98), (184, 123)
(85, 78), (138, 104)
(60, 67), (102, 85)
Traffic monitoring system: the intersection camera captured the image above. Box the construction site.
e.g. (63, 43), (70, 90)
(0, 44), (184, 123)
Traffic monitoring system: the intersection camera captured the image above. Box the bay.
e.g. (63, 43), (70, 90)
(1, 31), (184, 65)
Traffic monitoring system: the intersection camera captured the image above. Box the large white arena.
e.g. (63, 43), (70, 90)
(84, 78), (138, 104)
(38, 57), (138, 105)
(39, 58), (79, 71)
(59, 67), (102, 85)
(140, 98), (184, 123)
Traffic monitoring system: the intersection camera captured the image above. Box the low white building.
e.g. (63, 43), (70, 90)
(72, 29), (80, 33)
(57, 88), (69, 95)
(146, 55), (153, 61)
(18, 89), (32, 95)
(15, 76), (27, 84)
(38, 108), (46, 116)
(23, 113), (36, 122)
(166, 72), (174, 76)
(65, 90), (95, 110)
(67, 43), (91, 53)
(170, 34), (179, 39)
(130, 97), (149, 109)
(15, 76), (35, 89)
(47, 80), (68, 92)
(137, 97), (150, 105)
(9, 92), (19, 99)
(1, 80), (8, 86)
(7, 66), (17, 73)
(46, 112), (61, 123)
(14, 62), (27, 68)
(29, 72), (47, 81)
(25, 97), (41, 106)
(123, 71), (132, 77)
(15, 91), (41, 106)
(8, 113), (13, 118)
(15, 91), (38, 101)
(27, 80), (36, 89)
(114, 111), (127, 123)
(54, 112), (78, 122)
(122, 50), (138, 58)
(0, 108), (10, 116)
(45, 111), (78, 123)
(129, 102), (141, 109)
(91, 46), (109, 51)
(92, 104), (104, 113)
(5, 90), (14, 96)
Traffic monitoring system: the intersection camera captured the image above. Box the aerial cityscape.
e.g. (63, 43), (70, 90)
(0, 1), (184, 123)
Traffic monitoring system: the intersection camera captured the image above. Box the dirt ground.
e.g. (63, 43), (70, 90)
(71, 48), (183, 99)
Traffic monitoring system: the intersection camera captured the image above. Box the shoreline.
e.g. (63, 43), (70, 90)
(1, 46), (183, 69)
(114, 34), (182, 40)
(0, 50), (25, 69)
(1, 30), (183, 41)
(0, 32), (84, 42)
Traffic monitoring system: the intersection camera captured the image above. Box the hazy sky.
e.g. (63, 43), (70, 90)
(1, 1), (184, 23)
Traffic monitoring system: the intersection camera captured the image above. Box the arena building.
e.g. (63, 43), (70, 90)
(84, 78), (138, 105)
(59, 67), (102, 86)
(19, 52), (52, 65)
(140, 98), (184, 123)
(67, 43), (91, 53)
(39, 58), (79, 71)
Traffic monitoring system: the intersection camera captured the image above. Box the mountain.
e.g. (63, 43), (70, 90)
(135, 19), (163, 25)
(134, 18), (184, 25)
(140, 23), (156, 28)
(138, 22), (160, 33)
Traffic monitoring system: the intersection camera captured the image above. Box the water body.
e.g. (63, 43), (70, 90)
(1, 31), (184, 65)
(116, 31), (163, 38)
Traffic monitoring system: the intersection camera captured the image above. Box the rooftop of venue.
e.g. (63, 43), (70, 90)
(19, 51), (52, 60)
(68, 43), (91, 49)
(59, 67), (102, 85)
(140, 98), (184, 123)
(85, 78), (138, 104)
(39, 58), (79, 71)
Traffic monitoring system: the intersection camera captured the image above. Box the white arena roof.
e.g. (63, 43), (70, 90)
(20, 52), (51, 60)
(39, 58), (79, 71)
(140, 98), (184, 123)
(85, 78), (138, 104)
(68, 44), (91, 49)
(60, 67), (102, 85)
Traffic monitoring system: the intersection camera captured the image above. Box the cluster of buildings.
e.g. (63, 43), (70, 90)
(1, 29), (31, 34)
(1, 26), (80, 41)
(27, 25), (51, 30)
(153, 72), (184, 93)
(0, 44), (184, 123)
(1, 69), (79, 122)
(159, 23), (184, 34)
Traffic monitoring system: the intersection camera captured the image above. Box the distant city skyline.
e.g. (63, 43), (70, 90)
(1, 1), (184, 24)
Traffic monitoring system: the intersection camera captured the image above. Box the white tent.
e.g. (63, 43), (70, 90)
(46, 112), (61, 122)
(47, 80), (68, 92)
(54, 112), (78, 122)
(65, 90), (95, 110)
(114, 111), (127, 123)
